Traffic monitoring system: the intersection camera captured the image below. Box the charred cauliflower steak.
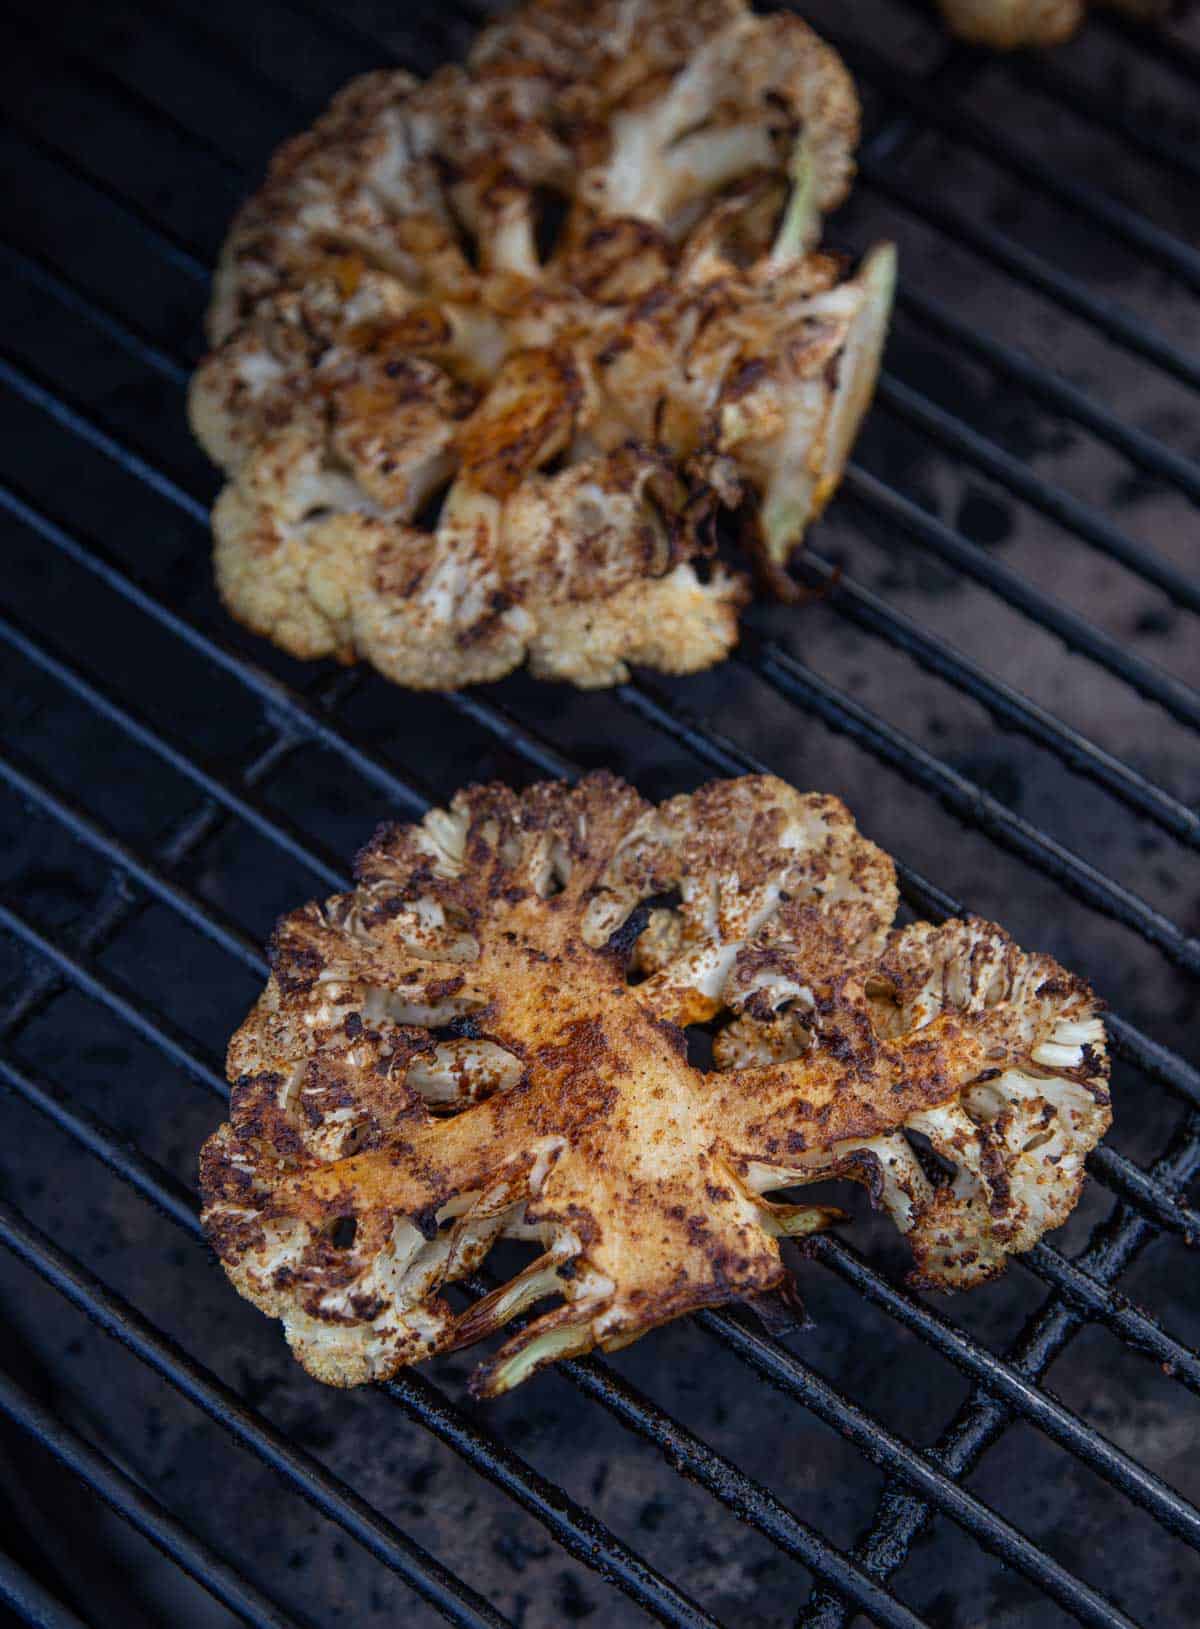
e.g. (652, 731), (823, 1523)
(937, 0), (1168, 48)
(201, 774), (1110, 1395)
(189, 0), (894, 690)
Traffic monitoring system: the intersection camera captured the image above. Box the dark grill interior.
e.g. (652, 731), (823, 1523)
(2, 1), (1199, 1625)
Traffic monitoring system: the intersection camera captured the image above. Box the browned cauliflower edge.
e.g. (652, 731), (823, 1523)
(199, 774), (1110, 1396)
(188, 0), (895, 691)
(937, 0), (1168, 48)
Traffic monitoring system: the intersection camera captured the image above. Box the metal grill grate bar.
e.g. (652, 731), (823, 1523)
(0, 1549), (91, 1629)
(802, 1121), (1200, 1629)
(0, 744), (266, 974)
(0, 1200), (514, 1629)
(894, 281), (1200, 506)
(0, 482), (430, 815)
(1028, 1237), (1200, 1392)
(377, 1374), (725, 1629)
(792, 551), (1200, 846)
(0, 1362), (308, 1629)
(0, 605), (348, 891)
(738, 636), (1200, 974)
(1093, 8), (1200, 83)
(281, 0), (451, 68)
(19, 0), (331, 153)
(0, 241), (189, 385)
(2, 119), (210, 283)
(859, 165), (1200, 392)
(739, 632), (1198, 964)
(0, 651), (323, 1050)
(871, 374), (1200, 614)
(1088, 1142), (1200, 1239)
(1103, 1013), (1200, 1109)
(810, 1228), (1200, 1509)
(841, 463), (1200, 730)
(1001, 57), (1200, 184)
(0, 1047), (203, 1237)
(547, 1337), (938, 1624)
(6, 5), (247, 179)
(701, 1309), (1147, 1629)
(0, 908), (223, 1103)
(829, 25), (1200, 293)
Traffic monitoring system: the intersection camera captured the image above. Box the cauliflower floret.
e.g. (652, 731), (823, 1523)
(937, 0), (1166, 47)
(190, 0), (894, 691)
(723, 915), (1110, 1289)
(577, 8), (858, 249)
(211, 426), (381, 661)
(525, 561), (748, 686)
(201, 775), (1110, 1395)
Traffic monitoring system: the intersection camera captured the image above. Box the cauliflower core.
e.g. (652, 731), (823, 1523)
(937, 0), (1167, 47)
(189, 0), (894, 690)
(201, 774), (1110, 1396)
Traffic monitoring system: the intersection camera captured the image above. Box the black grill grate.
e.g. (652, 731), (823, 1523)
(1, 1), (1198, 1625)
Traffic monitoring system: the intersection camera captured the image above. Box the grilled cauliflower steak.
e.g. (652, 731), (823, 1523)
(189, 0), (894, 690)
(201, 775), (1110, 1395)
(937, 0), (1168, 48)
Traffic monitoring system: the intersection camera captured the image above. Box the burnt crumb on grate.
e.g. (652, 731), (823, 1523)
(493, 1529), (553, 1574)
(955, 487), (1014, 547)
(557, 1570), (598, 1620)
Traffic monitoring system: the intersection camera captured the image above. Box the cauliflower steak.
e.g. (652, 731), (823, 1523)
(189, 0), (894, 689)
(201, 775), (1110, 1395)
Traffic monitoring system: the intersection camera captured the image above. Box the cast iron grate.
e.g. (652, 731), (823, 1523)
(0, 1), (1198, 1625)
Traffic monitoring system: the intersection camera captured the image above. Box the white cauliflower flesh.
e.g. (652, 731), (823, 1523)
(189, 0), (894, 691)
(200, 774), (1110, 1396)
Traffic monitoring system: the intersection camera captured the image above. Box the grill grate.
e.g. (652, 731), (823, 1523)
(1, 1), (1198, 1624)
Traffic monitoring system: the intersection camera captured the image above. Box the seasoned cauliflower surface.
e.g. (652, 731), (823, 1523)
(189, 0), (894, 690)
(937, 0), (1167, 47)
(201, 775), (1110, 1395)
